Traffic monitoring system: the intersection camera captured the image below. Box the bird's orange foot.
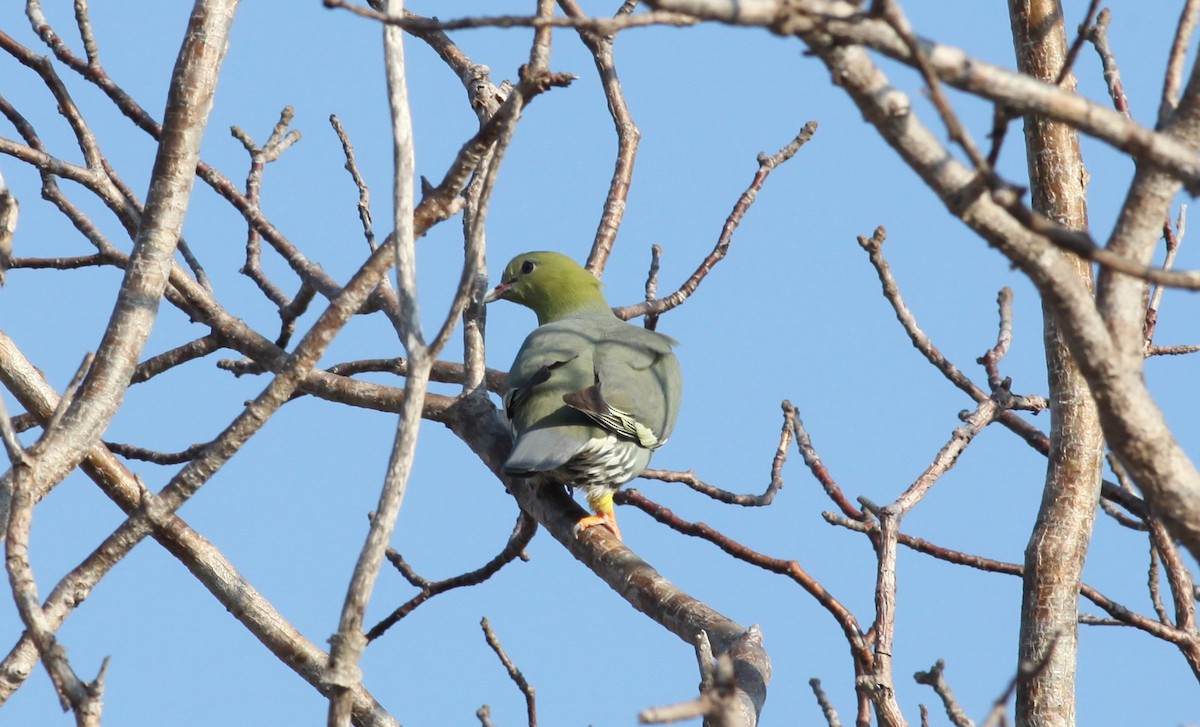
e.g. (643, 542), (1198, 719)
(574, 512), (622, 541)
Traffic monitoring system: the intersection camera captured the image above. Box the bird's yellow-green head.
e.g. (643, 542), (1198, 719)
(484, 251), (612, 325)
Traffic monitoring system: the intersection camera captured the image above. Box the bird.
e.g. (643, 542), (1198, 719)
(484, 251), (681, 541)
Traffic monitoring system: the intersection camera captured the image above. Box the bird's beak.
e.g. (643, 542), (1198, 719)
(483, 281), (510, 304)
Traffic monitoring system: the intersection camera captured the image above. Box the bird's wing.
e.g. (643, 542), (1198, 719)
(501, 318), (680, 474)
(504, 427), (588, 475)
(564, 324), (680, 448)
(501, 325), (596, 474)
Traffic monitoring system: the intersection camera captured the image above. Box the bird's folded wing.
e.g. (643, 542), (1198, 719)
(565, 328), (679, 445)
(563, 382), (662, 449)
(504, 427), (585, 475)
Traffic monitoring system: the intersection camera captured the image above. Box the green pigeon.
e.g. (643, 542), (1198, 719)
(484, 251), (682, 541)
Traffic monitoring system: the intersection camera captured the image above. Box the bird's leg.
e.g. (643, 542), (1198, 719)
(576, 489), (622, 541)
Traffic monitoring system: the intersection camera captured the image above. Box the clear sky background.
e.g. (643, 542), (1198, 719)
(2, 1), (1199, 725)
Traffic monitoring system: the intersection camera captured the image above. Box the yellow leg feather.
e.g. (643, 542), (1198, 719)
(576, 490), (622, 541)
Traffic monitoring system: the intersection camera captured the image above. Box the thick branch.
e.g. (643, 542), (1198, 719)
(1008, 4), (1104, 726)
(0, 331), (399, 726)
(643, 0), (1200, 563)
(442, 394), (770, 725)
(16, 0), (239, 505)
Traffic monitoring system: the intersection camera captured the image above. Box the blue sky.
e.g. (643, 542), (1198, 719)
(2, 1), (1199, 725)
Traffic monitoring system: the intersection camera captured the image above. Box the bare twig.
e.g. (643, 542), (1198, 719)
(979, 639), (1059, 727)
(640, 649), (739, 725)
(326, 6), (427, 722)
(476, 705), (498, 727)
(858, 227), (982, 397)
(642, 244), (663, 331)
(69, 0), (101, 67)
(808, 678), (842, 727)
(875, 0), (990, 174)
(1099, 500), (1148, 530)
(1147, 344), (1200, 356)
(619, 489), (866, 652)
(554, 0), (643, 275)
(826, 514), (1190, 644)
(330, 114), (379, 252)
(0, 396), (28, 469)
(324, 357), (506, 394)
(788, 400), (862, 520)
(236, 106), (303, 310)
(367, 512), (537, 640)
(481, 618), (537, 727)
(1160, 0), (1200, 124)
(639, 399), (794, 506)
(861, 500), (904, 726)
(1144, 206), (1185, 349)
(978, 288), (1015, 392)
(1054, 0), (1102, 86)
(104, 440), (209, 465)
(44, 353), (94, 439)
(5, 460), (105, 724)
(130, 335), (224, 384)
(324, 2), (698, 34)
(913, 660), (974, 727)
(0, 171), (15, 286)
(8, 16), (407, 324)
(892, 399), (1002, 514)
(1085, 9), (1131, 117)
(614, 123), (817, 320)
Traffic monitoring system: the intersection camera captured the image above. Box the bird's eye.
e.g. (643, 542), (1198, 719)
(521, 260), (536, 274)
